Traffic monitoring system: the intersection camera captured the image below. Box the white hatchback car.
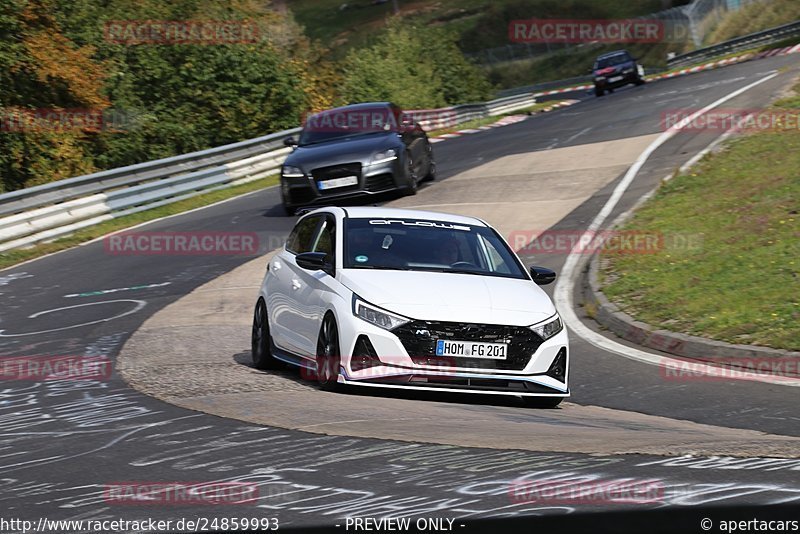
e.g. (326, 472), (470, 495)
(251, 207), (569, 407)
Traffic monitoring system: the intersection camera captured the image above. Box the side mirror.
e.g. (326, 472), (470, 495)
(296, 252), (333, 275)
(530, 265), (556, 285)
(283, 136), (297, 148)
(296, 252), (326, 270)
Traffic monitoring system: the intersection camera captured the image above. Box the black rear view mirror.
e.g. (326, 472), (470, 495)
(530, 265), (556, 285)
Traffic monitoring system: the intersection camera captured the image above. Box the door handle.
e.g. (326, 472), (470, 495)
(291, 279), (302, 290)
(272, 261), (281, 272)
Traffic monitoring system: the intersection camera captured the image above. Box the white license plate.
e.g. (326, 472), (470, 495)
(318, 176), (358, 190)
(609, 76), (623, 83)
(435, 340), (508, 360)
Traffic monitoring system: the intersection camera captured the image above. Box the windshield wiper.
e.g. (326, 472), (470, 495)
(413, 267), (486, 276)
(444, 269), (485, 276)
(351, 265), (412, 271)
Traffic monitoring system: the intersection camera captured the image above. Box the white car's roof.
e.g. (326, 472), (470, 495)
(341, 206), (488, 227)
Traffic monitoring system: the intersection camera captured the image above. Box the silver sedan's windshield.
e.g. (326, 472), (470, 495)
(343, 218), (528, 280)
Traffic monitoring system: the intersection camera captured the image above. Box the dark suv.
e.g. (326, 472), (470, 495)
(591, 50), (645, 97)
(279, 102), (436, 215)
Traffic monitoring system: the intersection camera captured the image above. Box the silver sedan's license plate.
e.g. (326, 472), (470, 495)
(435, 340), (508, 360)
(609, 75), (623, 83)
(318, 175), (358, 190)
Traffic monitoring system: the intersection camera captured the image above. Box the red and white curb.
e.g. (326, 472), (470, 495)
(535, 85), (593, 97)
(530, 44), (800, 97)
(428, 100), (580, 143)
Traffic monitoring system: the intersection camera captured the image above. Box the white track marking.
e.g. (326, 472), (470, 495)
(0, 299), (147, 337)
(561, 126), (593, 147)
(553, 71), (800, 387)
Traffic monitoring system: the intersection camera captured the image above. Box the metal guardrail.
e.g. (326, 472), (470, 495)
(0, 127), (301, 218)
(496, 76), (592, 98)
(0, 147), (294, 252)
(0, 95), (539, 252)
(668, 19), (800, 68)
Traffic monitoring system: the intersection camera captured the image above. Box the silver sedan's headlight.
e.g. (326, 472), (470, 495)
(353, 296), (409, 330)
(282, 165), (304, 178)
(530, 314), (563, 340)
(370, 148), (397, 165)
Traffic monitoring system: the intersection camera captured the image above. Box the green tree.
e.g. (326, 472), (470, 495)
(1, 0), (323, 192)
(341, 18), (492, 109)
(0, 0), (108, 191)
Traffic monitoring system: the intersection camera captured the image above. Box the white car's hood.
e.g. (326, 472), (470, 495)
(339, 269), (556, 326)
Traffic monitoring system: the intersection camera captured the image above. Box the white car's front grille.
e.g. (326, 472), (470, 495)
(391, 320), (543, 371)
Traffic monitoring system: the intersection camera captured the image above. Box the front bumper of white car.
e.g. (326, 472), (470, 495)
(337, 315), (569, 397)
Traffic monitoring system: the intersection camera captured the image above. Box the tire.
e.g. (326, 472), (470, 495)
(403, 152), (418, 196)
(251, 299), (279, 370)
(594, 87), (604, 97)
(634, 77), (645, 86)
(315, 313), (341, 391)
(522, 396), (563, 409)
(280, 188), (297, 216)
(421, 145), (436, 183)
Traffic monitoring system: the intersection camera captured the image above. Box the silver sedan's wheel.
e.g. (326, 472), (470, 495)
(422, 144), (436, 182)
(403, 152), (418, 196)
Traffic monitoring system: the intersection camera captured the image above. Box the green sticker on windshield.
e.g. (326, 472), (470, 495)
(355, 255), (368, 263)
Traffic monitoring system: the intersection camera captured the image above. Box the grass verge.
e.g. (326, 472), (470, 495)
(705, 0), (800, 45)
(0, 175), (279, 271)
(598, 81), (800, 351)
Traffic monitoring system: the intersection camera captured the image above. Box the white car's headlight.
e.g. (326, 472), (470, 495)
(282, 165), (304, 178)
(531, 314), (563, 340)
(370, 148), (397, 165)
(353, 296), (409, 330)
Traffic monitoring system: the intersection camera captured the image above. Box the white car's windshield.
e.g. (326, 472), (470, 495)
(343, 218), (528, 279)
